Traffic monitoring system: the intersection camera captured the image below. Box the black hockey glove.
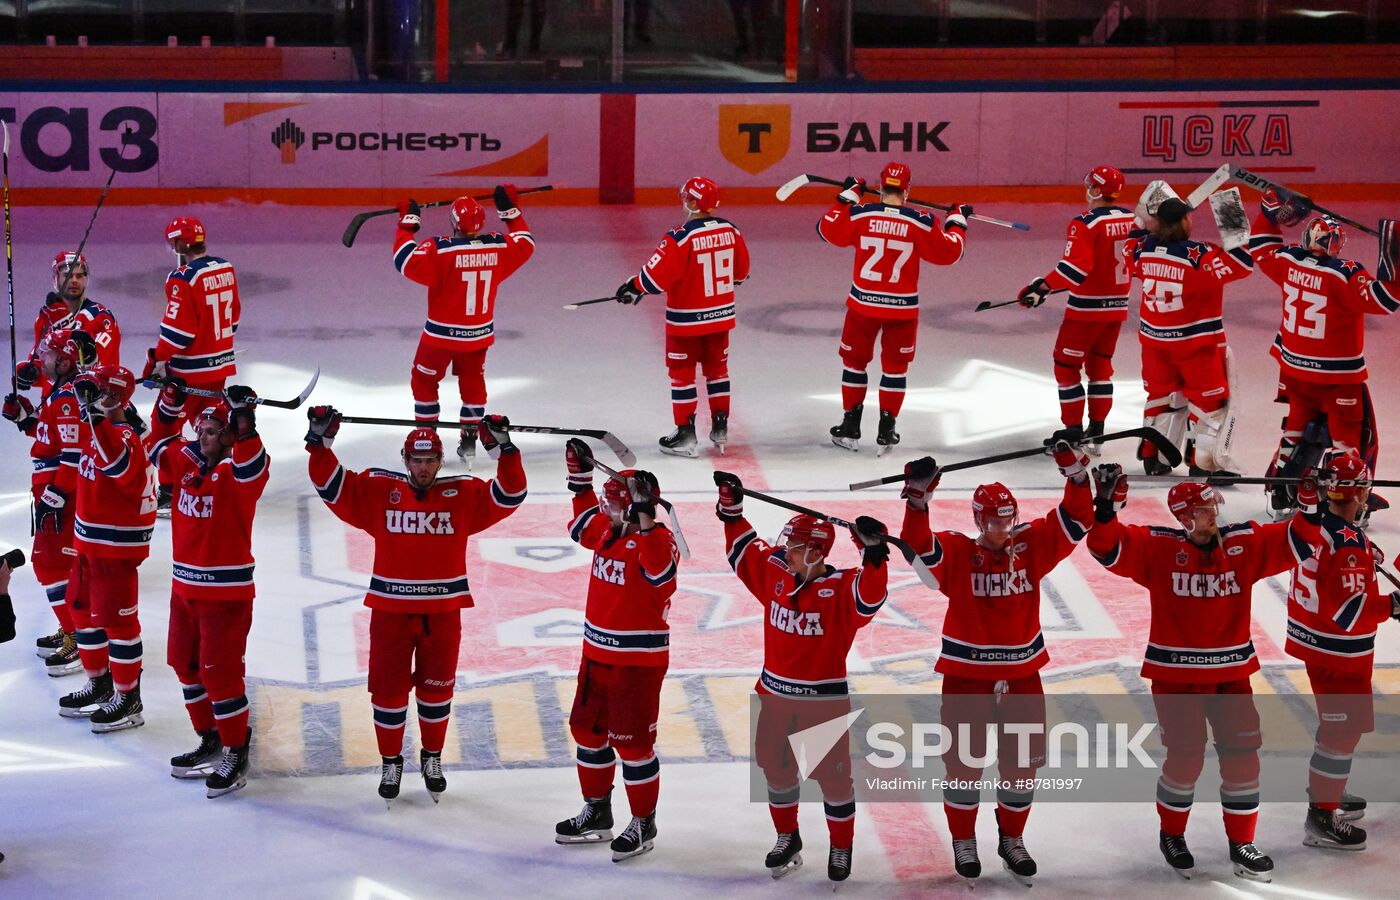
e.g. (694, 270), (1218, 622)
(851, 515), (890, 567)
(1018, 277), (1050, 309)
(305, 405), (341, 449)
(15, 360), (38, 392)
(715, 470), (744, 522)
(615, 279), (644, 305)
(35, 485), (67, 534)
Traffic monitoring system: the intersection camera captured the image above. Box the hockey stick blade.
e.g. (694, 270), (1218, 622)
(975, 299), (1021, 312)
(342, 186), (556, 247)
(1186, 164), (1232, 210)
(563, 296), (615, 310)
(592, 457), (690, 559)
(1228, 167), (1380, 237)
(775, 174), (813, 202)
(508, 425), (636, 466)
(141, 369), (319, 409)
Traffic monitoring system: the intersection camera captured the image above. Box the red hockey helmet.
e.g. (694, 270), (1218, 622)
(165, 216), (206, 249)
(89, 363), (137, 408)
(1167, 482), (1221, 528)
(450, 196), (486, 234)
(402, 427), (444, 460)
(51, 250), (89, 288)
(1323, 450), (1372, 504)
(194, 402), (234, 447)
(680, 177), (720, 212)
(1085, 165), (1125, 200)
(780, 514), (837, 558)
(1303, 216), (1346, 257)
(972, 482), (1019, 534)
(880, 162), (911, 193)
(602, 469), (661, 516)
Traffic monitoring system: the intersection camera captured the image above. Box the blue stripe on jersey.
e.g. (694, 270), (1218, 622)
(1091, 538), (1122, 568)
(1372, 279), (1399, 312)
(1139, 318), (1224, 342)
(727, 529), (757, 570)
(1056, 505), (1088, 543)
(393, 239), (417, 273)
(940, 633), (1046, 667)
(849, 286), (917, 309)
(1144, 641), (1255, 669)
(854, 569), (887, 617)
(491, 479), (526, 508)
(665, 304), (734, 326)
(760, 669), (849, 697)
(169, 351), (236, 373)
(424, 319), (494, 342)
(583, 621), (669, 652)
(173, 563), (255, 587)
(369, 575), (471, 599)
(315, 465), (345, 503)
(74, 518), (153, 547)
(570, 507), (600, 543)
(641, 558), (677, 587)
(1332, 593), (1367, 632)
(1288, 618), (1374, 658)
(233, 448), (268, 482)
(1055, 260), (1087, 284)
(638, 268), (663, 295)
(159, 323), (196, 348)
(1272, 335), (1365, 373)
(919, 534), (944, 569)
(32, 455), (60, 472)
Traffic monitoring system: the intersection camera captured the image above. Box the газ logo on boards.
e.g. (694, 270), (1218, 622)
(719, 104), (791, 175)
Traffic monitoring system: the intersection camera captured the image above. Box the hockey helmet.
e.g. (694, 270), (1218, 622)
(450, 196), (486, 234)
(402, 427), (444, 460)
(880, 162), (911, 193)
(51, 250), (89, 289)
(680, 177), (720, 213)
(1303, 216), (1346, 257)
(780, 514), (837, 558)
(602, 469), (660, 517)
(1167, 482), (1221, 528)
(194, 402), (234, 448)
(972, 482), (1019, 535)
(1323, 450), (1371, 504)
(89, 364), (137, 408)
(1085, 165), (1125, 200)
(165, 216), (206, 250)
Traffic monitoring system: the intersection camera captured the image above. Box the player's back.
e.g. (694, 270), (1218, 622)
(1061, 207), (1137, 317)
(163, 256), (239, 383)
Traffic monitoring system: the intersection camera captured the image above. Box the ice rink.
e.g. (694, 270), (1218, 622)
(1, 199), (1397, 898)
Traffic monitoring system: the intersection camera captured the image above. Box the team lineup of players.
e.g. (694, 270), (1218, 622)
(3, 166), (1399, 886)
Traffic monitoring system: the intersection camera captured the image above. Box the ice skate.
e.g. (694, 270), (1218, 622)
(206, 732), (251, 799)
(379, 755), (404, 806)
(89, 683), (144, 733)
(556, 791), (614, 844)
(659, 416), (698, 458)
(952, 837), (981, 883)
(610, 814), (656, 862)
(1340, 792), (1367, 822)
(709, 411), (728, 454)
(43, 632), (82, 677)
(419, 749), (446, 802)
(171, 729), (221, 779)
(875, 410), (899, 457)
(1304, 806), (1366, 851)
(829, 404), (861, 452)
(58, 672), (113, 719)
(997, 831), (1036, 887)
(35, 627), (65, 658)
(765, 830), (802, 878)
(828, 845), (851, 885)
(1159, 831), (1194, 879)
(1229, 840), (1273, 883)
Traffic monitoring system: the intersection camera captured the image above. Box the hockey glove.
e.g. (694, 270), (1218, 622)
(141, 347), (167, 383)
(615, 279), (644, 305)
(477, 414), (516, 459)
(1052, 439), (1090, 482)
(1092, 463), (1128, 522)
(225, 385), (258, 441)
(1296, 474), (1321, 518)
(304, 405), (341, 449)
(626, 470), (660, 524)
(715, 470), (744, 522)
(851, 515), (891, 567)
(2, 393), (36, 432)
(838, 177), (865, 205)
(156, 375), (188, 422)
(565, 438), (595, 493)
(1018, 277), (1051, 309)
(67, 331), (98, 369)
(35, 485), (66, 533)
(71, 373), (102, 423)
(397, 198), (422, 233)
(15, 360), (38, 392)
(494, 184), (521, 220)
(1261, 187), (1313, 227)
(945, 203), (973, 232)
(900, 456), (940, 512)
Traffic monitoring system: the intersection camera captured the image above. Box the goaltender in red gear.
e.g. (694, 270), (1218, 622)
(393, 187), (535, 465)
(718, 470), (889, 885)
(305, 406), (526, 804)
(148, 382), (269, 798)
(614, 176), (751, 459)
(1087, 465), (1319, 882)
(554, 440), (680, 862)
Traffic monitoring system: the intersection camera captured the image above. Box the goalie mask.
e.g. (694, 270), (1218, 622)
(1303, 216), (1346, 257)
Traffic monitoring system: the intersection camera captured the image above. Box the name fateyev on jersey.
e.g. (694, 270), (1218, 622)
(308, 444), (525, 613)
(900, 479), (1093, 680)
(74, 416), (158, 561)
(1041, 206), (1138, 318)
(1088, 515), (1316, 683)
(567, 490), (680, 667)
(158, 257), (241, 383)
(627, 216), (751, 336)
(1286, 513), (1391, 674)
(817, 201), (966, 321)
(723, 516), (888, 697)
(393, 216), (535, 349)
(1125, 237), (1253, 347)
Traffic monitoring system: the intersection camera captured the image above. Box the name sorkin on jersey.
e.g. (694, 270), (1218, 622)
(866, 219), (910, 237)
(769, 602), (825, 636)
(592, 557), (626, 585)
(177, 493), (214, 518)
(383, 509), (456, 535)
(971, 569), (1032, 597)
(1170, 571), (1242, 598)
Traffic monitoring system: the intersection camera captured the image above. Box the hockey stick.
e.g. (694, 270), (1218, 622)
(717, 472), (938, 590)
(141, 368), (320, 410)
(2, 121), (13, 395)
(776, 173), (1031, 232)
(563, 296), (615, 311)
(341, 185), (555, 248)
(589, 456), (691, 560)
(974, 299), (1020, 312)
(1228, 167), (1380, 237)
(1185, 164), (1232, 210)
(334, 414), (636, 466)
(848, 427), (1182, 490)
(1129, 474), (1400, 488)
(51, 127), (130, 307)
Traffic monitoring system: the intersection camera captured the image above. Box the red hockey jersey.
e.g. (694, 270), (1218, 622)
(1286, 513), (1391, 674)
(32, 298), (121, 365)
(149, 420), (270, 602)
(25, 381), (82, 493)
(900, 479), (1093, 680)
(567, 490), (680, 667)
(1041, 206), (1138, 320)
(1088, 515), (1315, 683)
(1125, 237), (1253, 348)
(817, 201), (966, 321)
(157, 256), (241, 384)
(627, 216), (751, 336)
(393, 217), (535, 350)
(724, 516), (888, 696)
(73, 416), (158, 561)
(1249, 214), (1400, 384)
(308, 444), (525, 613)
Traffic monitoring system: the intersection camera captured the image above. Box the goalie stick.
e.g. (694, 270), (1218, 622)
(588, 455), (691, 560)
(333, 414), (637, 466)
(142, 368), (320, 410)
(341, 185), (555, 247)
(847, 427), (1183, 490)
(1228, 166), (1380, 237)
(775, 173), (1031, 232)
(716, 472), (938, 590)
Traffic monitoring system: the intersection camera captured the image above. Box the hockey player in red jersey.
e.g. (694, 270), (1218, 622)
(305, 407), (526, 803)
(143, 217), (241, 423)
(716, 470), (889, 885)
(554, 440), (678, 862)
(1087, 468), (1318, 882)
(147, 382), (269, 798)
(1018, 166), (1137, 450)
(56, 364), (159, 733)
(14, 251), (120, 394)
(1249, 191), (1400, 517)
(3, 328), (96, 676)
(394, 187), (535, 465)
(1284, 451), (1398, 850)
(614, 177), (750, 458)
(899, 441), (1093, 885)
(1124, 197), (1253, 477)
(819, 162), (970, 454)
